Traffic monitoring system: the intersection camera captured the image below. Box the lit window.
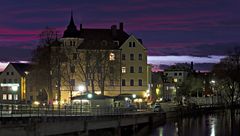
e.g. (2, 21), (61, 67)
(173, 78), (178, 83)
(2, 94), (7, 100)
(109, 53), (115, 60)
(8, 94), (12, 100)
(122, 67), (126, 73)
(14, 94), (18, 100)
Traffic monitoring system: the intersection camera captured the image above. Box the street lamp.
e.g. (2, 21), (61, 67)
(78, 85), (85, 113)
(132, 94), (136, 99)
(87, 93), (93, 99)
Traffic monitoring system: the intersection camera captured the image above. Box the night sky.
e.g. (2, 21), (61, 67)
(0, 0), (240, 71)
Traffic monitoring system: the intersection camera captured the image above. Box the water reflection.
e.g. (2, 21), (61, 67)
(151, 110), (240, 136)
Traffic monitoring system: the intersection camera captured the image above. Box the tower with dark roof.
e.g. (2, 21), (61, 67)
(63, 11), (80, 38)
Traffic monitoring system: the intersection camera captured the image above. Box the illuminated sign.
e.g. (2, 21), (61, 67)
(0, 83), (19, 91)
(0, 83), (20, 87)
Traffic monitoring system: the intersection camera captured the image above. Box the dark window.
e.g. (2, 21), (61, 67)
(97, 66), (102, 73)
(179, 73), (182, 76)
(138, 67), (142, 73)
(122, 79), (126, 86)
(130, 54), (134, 60)
(130, 79), (134, 86)
(110, 67), (114, 73)
(8, 79), (12, 83)
(129, 42), (132, 47)
(14, 79), (18, 83)
(122, 54), (126, 60)
(110, 80), (114, 86)
(7, 72), (9, 75)
(174, 73), (177, 76)
(130, 66), (134, 73)
(30, 96), (33, 101)
(138, 54), (142, 60)
(179, 79), (182, 82)
(133, 42), (135, 47)
(165, 73), (168, 76)
(73, 53), (77, 60)
(70, 79), (75, 86)
(70, 66), (75, 73)
(3, 79), (6, 83)
(138, 79), (142, 86)
(11, 72), (14, 75)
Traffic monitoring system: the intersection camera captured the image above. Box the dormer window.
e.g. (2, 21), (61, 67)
(109, 53), (115, 61)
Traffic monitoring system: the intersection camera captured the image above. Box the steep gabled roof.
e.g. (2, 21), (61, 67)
(77, 28), (129, 50)
(10, 63), (31, 76)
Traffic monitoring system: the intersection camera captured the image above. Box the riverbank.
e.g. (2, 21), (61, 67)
(160, 102), (226, 118)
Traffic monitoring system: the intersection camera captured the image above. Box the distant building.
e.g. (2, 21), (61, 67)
(162, 63), (193, 101)
(0, 63), (30, 104)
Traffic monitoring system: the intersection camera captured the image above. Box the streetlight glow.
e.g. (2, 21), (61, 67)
(132, 94), (136, 99)
(78, 85), (85, 93)
(87, 93), (93, 99)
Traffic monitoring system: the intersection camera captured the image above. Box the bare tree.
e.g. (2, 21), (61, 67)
(212, 47), (240, 136)
(30, 27), (61, 104)
(212, 47), (240, 106)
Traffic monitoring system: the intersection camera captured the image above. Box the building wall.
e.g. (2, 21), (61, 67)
(59, 35), (148, 102)
(0, 64), (23, 104)
(120, 35), (148, 97)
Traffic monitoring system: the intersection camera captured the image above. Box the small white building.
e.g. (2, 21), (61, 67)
(0, 63), (30, 104)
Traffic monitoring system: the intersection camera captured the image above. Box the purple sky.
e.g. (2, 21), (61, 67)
(0, 0), (240, 71)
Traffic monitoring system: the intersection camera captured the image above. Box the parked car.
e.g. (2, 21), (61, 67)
(153, 105), (162, 112)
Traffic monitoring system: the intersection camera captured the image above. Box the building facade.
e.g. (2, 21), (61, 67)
(0, 63), (30, 104)
(55, 13), (150, 103)
(162, 63), (193, 101)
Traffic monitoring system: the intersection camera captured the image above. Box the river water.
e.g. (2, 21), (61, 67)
(151, 110), (240, 136)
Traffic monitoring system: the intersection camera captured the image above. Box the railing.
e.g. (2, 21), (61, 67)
(0, 104), (151, 118)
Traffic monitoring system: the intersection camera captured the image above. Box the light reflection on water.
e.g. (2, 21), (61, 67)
(151, 110), (240, 136)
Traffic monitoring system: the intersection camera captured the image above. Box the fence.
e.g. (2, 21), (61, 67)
(0, 104), (150, 118)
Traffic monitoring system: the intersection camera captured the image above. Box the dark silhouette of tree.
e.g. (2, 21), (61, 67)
(212, 47), (240, 136)
(29, 27), (62, 104)
(212, 47), (240, 106)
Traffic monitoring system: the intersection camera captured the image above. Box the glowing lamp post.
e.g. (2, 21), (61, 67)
(87, 93), (93, 99)
(78, 85), (85, 112)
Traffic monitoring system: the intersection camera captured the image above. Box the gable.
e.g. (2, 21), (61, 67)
(0, 64), (21, 79)
(119, 35), (146, 50)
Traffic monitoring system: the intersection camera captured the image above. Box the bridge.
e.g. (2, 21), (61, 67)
(0, 104), (166, 136)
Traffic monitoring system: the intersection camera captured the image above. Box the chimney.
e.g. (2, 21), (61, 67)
(119, 22), (124, 31)
(80, 24), (83, 30)
(191, 61), (193, 70)
(111, 25), (117, 37)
